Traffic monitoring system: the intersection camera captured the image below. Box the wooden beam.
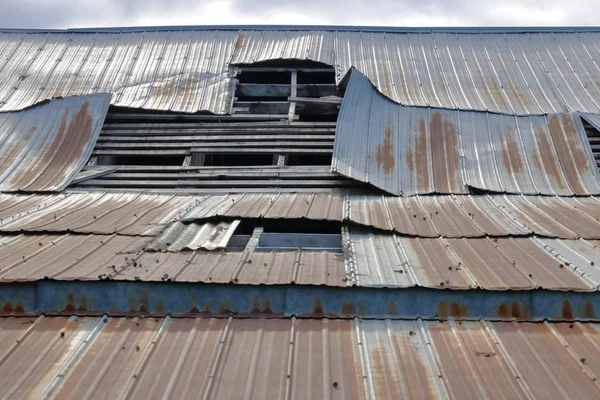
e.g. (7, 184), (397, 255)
(288, 96), (343, 105)
(288, 70), (297, 123)
(190, 148), (333, 154)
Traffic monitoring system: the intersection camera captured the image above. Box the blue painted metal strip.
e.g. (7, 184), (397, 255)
(0, 282), (598, 320)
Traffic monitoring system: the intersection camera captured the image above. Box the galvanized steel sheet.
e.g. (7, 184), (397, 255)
(147, 220), (240, 251)
(2, 316), (600, 399)
(2, 29), (600, 115)
(348, 228), (596, 290)
(334, 70), (600, 195)
(0, 94), (111, 192)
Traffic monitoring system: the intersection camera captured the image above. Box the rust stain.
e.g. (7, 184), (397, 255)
(429, 112), (460, 193)
(204, 302), (211, 313)
(536, 127), (567, 190)
(251, 296), (261, 313)
(437, 301), (448, 318)
(155, 300), (164, 315)
(510, 302), (521, 318)
(415, 119), (430, 191)
(22, 101), (94, 190)
(313, 296), (323, 314)
(139, 290), (149, 313)
(548, 114), (587, 194)
(64, 293), (75, 312)
(341, 301), (356, 315)
(358, 304), (367, 316)
(218, 300), (231, 313)
(485, 81), (508, 109)
(78, 295), (87, 312)
(448, 302), (468, 317)
(368, 334), (437, 399)
(189, 305), (200, 314)
(562, 300), (574, 319)
(583, 302), (595, 319)
(2, 301), (12, 313)
(0, 126), (36, 179)
(233, 33), (249, 56)
(388, 301), (397, 316)
(263, 297), (273, 314)
(14, 301), (24, 313)
(500, 132), (524, 175)
(128, 294), (137, 313)
(498, 302), (509, 318)
(375, 124), (395, 175)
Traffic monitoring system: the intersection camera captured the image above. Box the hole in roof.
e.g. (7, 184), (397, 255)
(196, 153), (275, 167)
(98, 155), (185, 166)
(287, 154), (332, 166)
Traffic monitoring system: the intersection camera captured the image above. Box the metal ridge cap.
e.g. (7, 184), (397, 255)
(1, 24), (600, 34)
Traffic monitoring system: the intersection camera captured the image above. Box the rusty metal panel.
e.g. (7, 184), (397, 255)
(0, 234), (147, 281)
(3, 316), (600, 399)
(147, 220), (240, 251)
(0, 94), (111, 192)
(490, 195), (600, 239)
(333, 70), (466, 196)
(3, 29), (600, 116)
(335, 69), (600, 196)
(348, 227), (594, 290)
(0, 192), (193, 236)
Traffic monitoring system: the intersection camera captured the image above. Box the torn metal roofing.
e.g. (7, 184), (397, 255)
(147, 220), (240, 251)
(0, 94), (111, 192)
(333, 70), (600, 196)
(1, 30), (600, 114)
(2, 231), (600, 292)
(3, 316), (600, 399)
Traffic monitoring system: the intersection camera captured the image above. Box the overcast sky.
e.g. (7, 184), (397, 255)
(0, 0), (598, 29)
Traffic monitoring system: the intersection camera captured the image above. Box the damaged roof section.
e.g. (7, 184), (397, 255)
(4, 192), (600, 239)
(147, 220), (240, 251)
(0, 94), (111, 192)
(333, 70), (600, 196)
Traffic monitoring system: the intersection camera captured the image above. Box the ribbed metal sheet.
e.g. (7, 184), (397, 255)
(347, 228), (596, 290)
(2, 316), (600, 399)
(334, 70), (600, 196)
(0, 94), (110, 192)
(0, 233), (348, 286)
(1, 192), (600, 239)
(1, 230), (599, 291)
(2, 30), (600, 115)
(232, 30), (600, 115)
(0, 192), (195, 236)
(0, 30), (237, 114)
(147, 220), (240, 251)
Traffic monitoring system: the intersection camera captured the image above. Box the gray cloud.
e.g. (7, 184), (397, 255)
(0, 0), (597, 29)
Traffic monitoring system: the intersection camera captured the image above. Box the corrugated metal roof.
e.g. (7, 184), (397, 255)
(0, 30), (237, 114)
(2, 230), (600, 291)
(333, 70), (600, 196)
(147, 220), (240, 251)
(1, 30), (600, 115)
(347, 228), (597, 290)
(2, 316), (600, 399)
(0, 233), (348, 286)
(0, 192), (195, 236)
(1, 192), (600, 239)
(0, 94), (110, 192)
